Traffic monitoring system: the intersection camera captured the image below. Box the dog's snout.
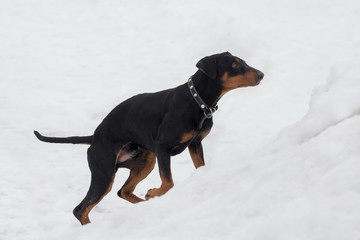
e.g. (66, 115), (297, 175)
(257, 71), (264, 80)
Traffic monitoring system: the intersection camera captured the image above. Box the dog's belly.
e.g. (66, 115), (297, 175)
(116, 142), (143, 163)
(115, 138), (191, 162)
(117, 151), (134, 162)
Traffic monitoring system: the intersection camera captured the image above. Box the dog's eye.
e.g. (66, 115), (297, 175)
(232, 62), (240, 69)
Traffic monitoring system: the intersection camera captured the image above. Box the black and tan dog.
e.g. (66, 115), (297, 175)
(34, 52), (264, 225)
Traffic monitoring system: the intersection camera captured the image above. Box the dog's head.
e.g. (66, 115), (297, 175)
(196, 52), (264, 94)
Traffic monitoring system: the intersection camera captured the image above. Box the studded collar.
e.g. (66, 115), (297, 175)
(187, 76), (218, 128)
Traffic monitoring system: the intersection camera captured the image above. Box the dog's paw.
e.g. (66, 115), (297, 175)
(145, 188), (159, 200)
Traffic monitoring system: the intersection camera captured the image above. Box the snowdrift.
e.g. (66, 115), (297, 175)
(67, 62), (360, 240)
(275, 61), (360, 146)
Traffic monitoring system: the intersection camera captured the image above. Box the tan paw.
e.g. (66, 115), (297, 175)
(145, 188), (160, 200)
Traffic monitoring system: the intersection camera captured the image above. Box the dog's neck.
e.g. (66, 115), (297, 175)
(191, 71), (223, 108)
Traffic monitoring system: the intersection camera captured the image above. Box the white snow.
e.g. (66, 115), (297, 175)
(1, 0), (360, 239)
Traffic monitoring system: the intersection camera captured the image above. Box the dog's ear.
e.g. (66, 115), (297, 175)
(196, 56), (218, 79)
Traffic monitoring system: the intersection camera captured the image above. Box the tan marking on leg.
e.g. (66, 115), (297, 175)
(180, 130), (196, 143)
(80, 205), (93, 225)
(120, 151), (156, 203)
(200, 129), (211, 140)
(187, 129), (210, 169)
(189, 148), (204, 168)
(145, 172), (174, 200)
(80, 173), (115, 225)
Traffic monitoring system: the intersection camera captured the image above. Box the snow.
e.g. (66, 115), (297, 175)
(1, 0), (360, 239)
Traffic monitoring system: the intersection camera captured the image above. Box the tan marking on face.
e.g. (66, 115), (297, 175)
(220, 71), (259, 97)
(180, 130), (196, 143)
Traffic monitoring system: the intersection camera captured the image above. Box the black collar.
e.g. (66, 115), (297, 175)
(188, 76), (218, 129)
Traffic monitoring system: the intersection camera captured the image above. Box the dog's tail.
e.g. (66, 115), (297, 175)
(34, 131), (93, 145)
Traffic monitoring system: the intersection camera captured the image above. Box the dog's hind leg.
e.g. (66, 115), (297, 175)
(117, 150), (156, 203)
(73, 143), (117, 225)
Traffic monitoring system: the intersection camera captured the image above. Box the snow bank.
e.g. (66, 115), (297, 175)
(274, 61), (360, 147)
(66, 63), (360, 240)
(239, 64), (360, 239)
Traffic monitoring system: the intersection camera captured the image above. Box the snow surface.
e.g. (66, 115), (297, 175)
(1, 0), (360, 239)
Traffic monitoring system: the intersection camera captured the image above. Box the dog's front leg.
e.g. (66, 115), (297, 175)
(145, 150), (174, 199)
(188, 141), (205, 169)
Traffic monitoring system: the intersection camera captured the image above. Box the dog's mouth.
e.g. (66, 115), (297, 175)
(253, 70), (264, 86)
(254, 79), (262, 86)
(251, 78), (262, 86)
(253, 81), (260, 86)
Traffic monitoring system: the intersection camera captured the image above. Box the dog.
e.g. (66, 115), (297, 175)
(34, 52), (264, 225)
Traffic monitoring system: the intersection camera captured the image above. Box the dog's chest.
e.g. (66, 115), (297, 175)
(170, 143), (190, 156)
(170, 126), (211, 156)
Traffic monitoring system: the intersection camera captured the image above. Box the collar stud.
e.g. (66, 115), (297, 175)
(187, 76), (219, 129)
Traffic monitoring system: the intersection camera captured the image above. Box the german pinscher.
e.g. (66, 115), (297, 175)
(34, 52), (264, 225)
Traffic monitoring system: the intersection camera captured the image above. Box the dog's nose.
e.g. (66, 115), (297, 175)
(257, 71), (264, 80)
